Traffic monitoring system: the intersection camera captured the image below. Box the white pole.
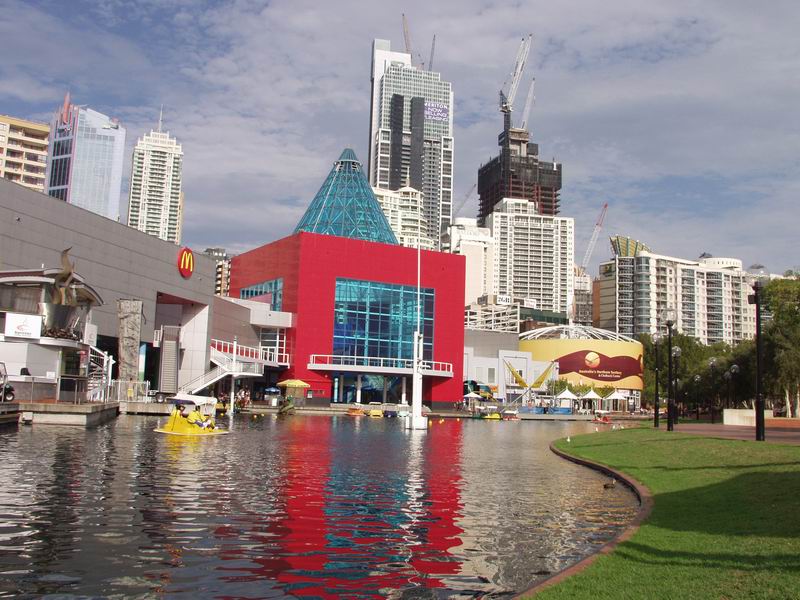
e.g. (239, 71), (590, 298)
(408, 203), (427, 430)
(229, 336), (237, 416)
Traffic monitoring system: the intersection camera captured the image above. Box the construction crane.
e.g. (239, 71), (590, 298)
(520, 78), (535, 131)
(428, 34), (436, 71)
(579, 203), (608, 276)
(499, 34), (532, 131)
(453, 183), (477, 218)
(402, 13), (414, 60)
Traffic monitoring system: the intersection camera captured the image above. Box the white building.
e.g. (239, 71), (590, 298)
(372, 186), (435, 250)
(572, 267), (593, 326)
(443, 217), (495, 305)
(46, 94), (126, 221)
(368, 39), (454, 248)
(484, 198), (574, 315)
(0, 115), (49, 192)
(127, 123), (184, 244)
(596, 250), (757, 344)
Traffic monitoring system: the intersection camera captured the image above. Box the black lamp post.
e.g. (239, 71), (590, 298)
(723, 370), (731, 410)
(653, 332), (662, 428)
(749, 278), (766, 441)
(672, 346), (682, 425)
(661, 308), (677, 431)
(694, 374), (702, 420)
(730, 364), (740, 408)
(708, 357), (718, 423)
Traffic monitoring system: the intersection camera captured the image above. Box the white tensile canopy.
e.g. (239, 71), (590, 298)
(556, 388), (578, 400)
(604, 389), (628, 400)
(581, 389), (602, 400)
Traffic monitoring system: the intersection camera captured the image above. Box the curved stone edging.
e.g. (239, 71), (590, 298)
(513, 440), (654, 598)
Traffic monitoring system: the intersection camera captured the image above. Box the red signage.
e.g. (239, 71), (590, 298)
(558, 350), (643, 383)
(178, 247), (194, 279)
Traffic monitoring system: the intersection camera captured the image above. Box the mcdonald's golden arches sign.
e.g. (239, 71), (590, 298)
(177, 247), (194, 279)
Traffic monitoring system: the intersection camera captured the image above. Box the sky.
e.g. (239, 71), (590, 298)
(2, 0), (798, 275)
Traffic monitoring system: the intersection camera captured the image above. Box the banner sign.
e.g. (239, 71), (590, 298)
(4, 313), (43, 340)
(424, 101), (449, 122)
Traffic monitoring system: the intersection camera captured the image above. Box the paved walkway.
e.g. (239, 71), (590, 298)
(675, 423), (800, 445)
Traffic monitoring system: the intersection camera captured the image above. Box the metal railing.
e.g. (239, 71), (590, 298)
(109, 380), (151, 403)
(211, 338), (289, 365)
(309, 354), (453, 375)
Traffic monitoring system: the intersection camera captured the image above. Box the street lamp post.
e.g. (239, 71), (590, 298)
(749, 278), (766, 441)
(653, 332), (662, 428)
(672, 346), (682, 425)
(723, 370), (731, 410)
(694, 374), (702, 420)
(730, 364), (740, 408)
(708, 357), (718, 423)
(660, 308), (677, 432)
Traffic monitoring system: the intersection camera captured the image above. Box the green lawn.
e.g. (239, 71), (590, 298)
(529, 429), (800, 600)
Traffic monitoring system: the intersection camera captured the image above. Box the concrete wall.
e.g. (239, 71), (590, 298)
(0, 179), (216, 342)
(723, 409), (773, 426)
(0, 341), (60, 377)
(210, 296), (261, 347)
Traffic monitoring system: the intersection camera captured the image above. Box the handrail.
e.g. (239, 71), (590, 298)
(211, 338), (290, 365)
(308, 354), (453, 375)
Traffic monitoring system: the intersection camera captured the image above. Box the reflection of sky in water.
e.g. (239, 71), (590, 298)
(0, 416), (637, 598)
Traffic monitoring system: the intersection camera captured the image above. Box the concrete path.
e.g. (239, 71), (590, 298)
(675, 422), (800, 445)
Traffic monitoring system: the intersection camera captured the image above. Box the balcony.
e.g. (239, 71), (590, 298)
(308, 354), (453, 378)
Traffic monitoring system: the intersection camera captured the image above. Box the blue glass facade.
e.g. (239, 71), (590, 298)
(240, 278), (283, 310)
(333, 278), (434, 360)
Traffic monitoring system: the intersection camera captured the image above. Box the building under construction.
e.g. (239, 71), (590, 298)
(477, 35), (562, 222)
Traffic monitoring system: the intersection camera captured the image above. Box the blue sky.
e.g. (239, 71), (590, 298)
(3, 0), (798, 275)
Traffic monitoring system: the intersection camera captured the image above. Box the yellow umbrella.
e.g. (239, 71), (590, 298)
(277, 379), (310, 388)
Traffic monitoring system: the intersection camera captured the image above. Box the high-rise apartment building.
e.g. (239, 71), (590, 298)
(372, 186), (435, 251)
(572, 268), (593, 326)
(127, 120), (184, 244)
(595, 245), (756, 344)
(45, 94), (126, 221)
(369, 39), (454, 248)
(443, 217), (495, 305)
(0, 115), (49, 192)
(484, 198), (574, 315)
(203, 247), (232, 296)
(477, 127), (562, 222)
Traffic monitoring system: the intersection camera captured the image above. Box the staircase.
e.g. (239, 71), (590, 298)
(178, 345), (263, 394)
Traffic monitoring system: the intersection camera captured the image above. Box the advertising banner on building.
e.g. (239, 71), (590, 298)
(4, 313), (43, 340)
(424, 101), (449, 122)
(519, 338), (644, 390)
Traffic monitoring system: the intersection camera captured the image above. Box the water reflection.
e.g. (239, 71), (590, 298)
(0, 416), (637, 598)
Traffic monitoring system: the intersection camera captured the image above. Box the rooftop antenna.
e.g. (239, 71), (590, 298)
(157, 104), (163, 133)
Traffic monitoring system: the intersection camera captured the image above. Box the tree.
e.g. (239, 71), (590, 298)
(763, 278), (800, 417)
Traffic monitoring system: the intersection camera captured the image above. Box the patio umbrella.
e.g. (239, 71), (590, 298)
(277, 379), (310, 388)
(463, 392), (482, 399)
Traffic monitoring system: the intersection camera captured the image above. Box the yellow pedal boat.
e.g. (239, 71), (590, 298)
(155, 394), (230, 436)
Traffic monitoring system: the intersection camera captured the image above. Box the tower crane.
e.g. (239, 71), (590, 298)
(402, 13), (414, 60)
(520, 78), (535, 131)
(579, 203), (608, 276)
(428, 34), (436, 71)
(499, 34), (532, 131)
(453, 183), (477, 218)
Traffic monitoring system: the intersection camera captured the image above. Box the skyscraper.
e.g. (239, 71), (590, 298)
(127, 113), (184, 244)
(369, 39), (454, 249)
(45, 93), (126, 221)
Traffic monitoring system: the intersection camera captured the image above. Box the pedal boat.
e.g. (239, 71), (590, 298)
(155, 394), (230, 436)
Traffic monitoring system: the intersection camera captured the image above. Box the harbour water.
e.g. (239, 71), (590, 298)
(0, 415), (637, 598)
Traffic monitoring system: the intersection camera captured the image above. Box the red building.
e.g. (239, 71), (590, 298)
(229, 150), (465, 410)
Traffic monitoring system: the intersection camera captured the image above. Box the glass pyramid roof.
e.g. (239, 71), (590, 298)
(294, 149), (398, 245)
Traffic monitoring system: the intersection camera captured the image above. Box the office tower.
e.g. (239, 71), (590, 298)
(595, 243), (756, 344)
(0, 115), (49, 192)
(203, 247), (232, 296)
(484, 198), (574, 315)
(372, 186), (435, 250)
(369, 39), (454, 248)
(127, 114), (184, 244)
(477, 127), (562, 222)
(443, 217), (495, 305)
(45, 93), (126, 220)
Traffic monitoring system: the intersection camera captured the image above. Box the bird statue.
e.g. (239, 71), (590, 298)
(604, 478), (616, 489)
(594, 426), (599, 432)
(566, 436), (571, 443)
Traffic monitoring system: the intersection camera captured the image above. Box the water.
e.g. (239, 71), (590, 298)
(0, 415), (637, 598)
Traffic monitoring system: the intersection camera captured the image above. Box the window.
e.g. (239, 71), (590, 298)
(240, 278), (283, 310)
(332, 278), (434, 360)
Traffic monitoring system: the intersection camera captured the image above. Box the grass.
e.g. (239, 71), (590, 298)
(529, 428), (800, 600)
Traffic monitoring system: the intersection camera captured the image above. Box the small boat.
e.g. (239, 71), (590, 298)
(481, 405), (502, 420)
(367, 402), (384, 418)
(593, 414), (612, 424)
(277, 398), (295, 416)
(155, 394), (229, 436)
(347, 406), (365, 416)
(502, 409), (519, 421)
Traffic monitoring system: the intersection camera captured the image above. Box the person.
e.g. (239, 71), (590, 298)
(186, 405), (212, 429)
